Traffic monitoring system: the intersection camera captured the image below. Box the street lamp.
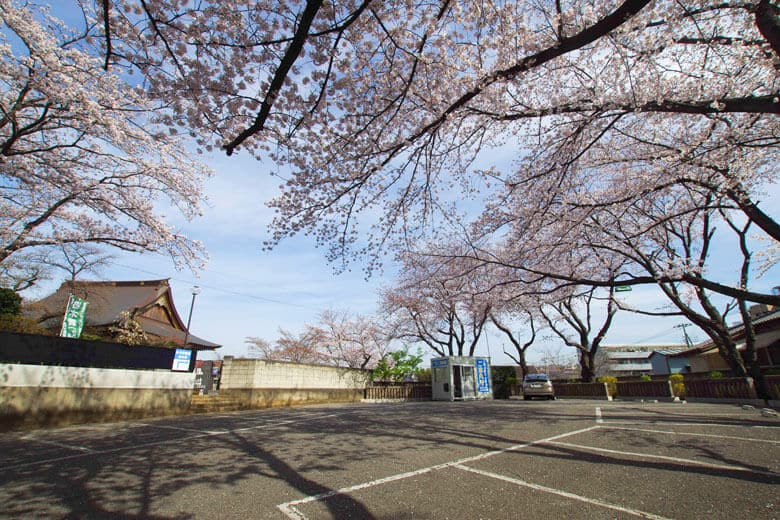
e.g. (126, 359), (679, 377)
(182, 285), (201, 347)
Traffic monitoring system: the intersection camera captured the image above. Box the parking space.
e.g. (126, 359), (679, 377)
(1, 400), (777, 519)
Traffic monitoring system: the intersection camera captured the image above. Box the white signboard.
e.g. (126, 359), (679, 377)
(172, 348), (193, 371)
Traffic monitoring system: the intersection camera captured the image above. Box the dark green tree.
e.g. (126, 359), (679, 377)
(0, 288), (21, 315)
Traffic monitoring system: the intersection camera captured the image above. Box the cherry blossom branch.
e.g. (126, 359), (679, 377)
(101, 0), (113, 70)
(224, 0), (324, 155)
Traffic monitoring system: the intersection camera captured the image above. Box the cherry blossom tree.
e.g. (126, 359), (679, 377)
(82, 0), (776, 276)
(16, 1), (777, 292)
(538, 286), (618, 382)
(465, 158), (774, 393)
(0, 250), (50, 291)
(604, 199), (773, 397)
(245, 309), (391, 367)
(382, 250), (491, 357)
(308, 308), (391, 369)
(246, 328), (329, 364)
(0, 2), (210, 270)
(537, 344), (579, 379)
(46, 244), (114, 282)
(490, 309), (538, 379)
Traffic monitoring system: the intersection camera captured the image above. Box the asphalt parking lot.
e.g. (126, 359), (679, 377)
(1, 399), (777, 519)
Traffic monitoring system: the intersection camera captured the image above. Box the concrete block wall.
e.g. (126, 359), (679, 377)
(221, 357), (370, 390)
(0, 363), (196, 430)
(219, 357), (370, 408)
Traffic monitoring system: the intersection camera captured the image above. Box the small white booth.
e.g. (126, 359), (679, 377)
(431, 356), (493, 401)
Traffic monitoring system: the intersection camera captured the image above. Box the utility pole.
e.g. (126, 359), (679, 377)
(675, 323), (693, 348)
(183, 285), (201, 347)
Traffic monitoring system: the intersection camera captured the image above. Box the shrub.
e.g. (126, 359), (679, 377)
(639, 374), (652, 382)
(490, 366), (519, 399)
(0, 288), (22, 316)
(416, 368), (432, 383)
(669, 373), (685, 398)
(707, 371), (723, 379)
(597, 376), (618, 397)
(0, 315), (51, 335)
(80, 332), (109, 342)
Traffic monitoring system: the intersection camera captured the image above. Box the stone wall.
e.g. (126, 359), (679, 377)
(0, 363), (195, 430)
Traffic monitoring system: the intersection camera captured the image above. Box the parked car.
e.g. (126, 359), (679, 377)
(522, 374), (555, 400)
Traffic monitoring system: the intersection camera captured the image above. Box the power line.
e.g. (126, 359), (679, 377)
(633, 326), (681, 344)
(110, 262), (312, 309)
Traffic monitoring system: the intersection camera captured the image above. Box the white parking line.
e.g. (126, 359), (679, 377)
(604, 420), (777, 429)
(454, 464), (672, 520)
(276, 425), (600, 520)
(601, 425), (780, 444)
(20, 436), (93, 453)
(541, 440), (779, 477)
(139, 423), (230, 435)
(230, 413), (340, 432)
(595, 407), (603, 423)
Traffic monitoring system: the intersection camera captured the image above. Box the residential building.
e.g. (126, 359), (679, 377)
(596, 344), (689, 377)
(661, 306), (780, 374)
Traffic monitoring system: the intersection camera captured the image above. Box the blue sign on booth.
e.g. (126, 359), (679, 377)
(475, 358), (490, 393)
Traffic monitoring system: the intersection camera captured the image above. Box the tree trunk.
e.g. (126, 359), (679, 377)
(746, 351), (771, 401)
(517, 353), (529, 380)
(713, 335), (748, 378)
(741, 331), (771, 401)
(579, 350), (595, 382)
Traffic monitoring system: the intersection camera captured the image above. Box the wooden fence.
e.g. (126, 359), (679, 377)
(553, 382), (609, 399)
(363, 376), (780, 402)
(615, 380), (673, 398)
(363, 383), (432, 400)
(682, 377), (757, 400)
(553, 377), (779, 401)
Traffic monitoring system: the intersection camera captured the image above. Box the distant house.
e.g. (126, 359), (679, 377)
(596, 344), (689, 377)
(648, 350), (692, 375)
(26, 279), (220, 350)
(660, 306), (780, 375)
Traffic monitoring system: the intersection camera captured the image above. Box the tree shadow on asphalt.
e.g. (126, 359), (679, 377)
(0, 426), (379, 519)
(0, 405), (500, 519)
(0, 401), (556, 519)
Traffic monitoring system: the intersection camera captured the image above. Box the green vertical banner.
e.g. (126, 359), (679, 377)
(60, 294), (88, 338)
